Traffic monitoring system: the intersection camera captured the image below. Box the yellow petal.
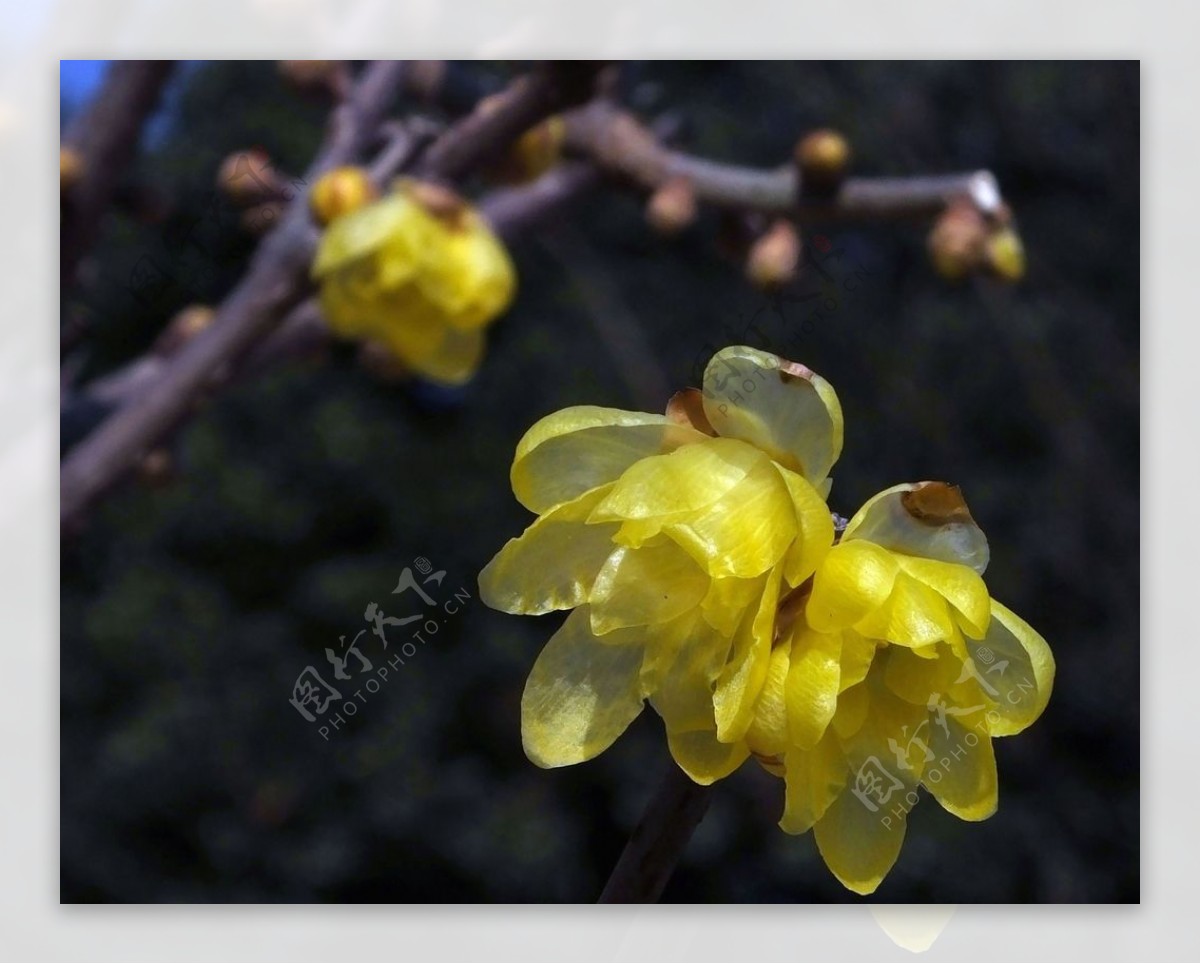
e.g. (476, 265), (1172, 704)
(831, 680), (869, 740)
(311, 194), (420, 278)
(511, 407), (708, 514)
(816, 676), (927, 894)
(780, 731), (847, 835)
(478, 485), (617, 615)
(588, 540), (711, 635)
(699, 575), (766, 639)
(662, 453), (798, 579)
(744, 641), (792, 757)
(774, 463), (836, 588)
(700, 345), (843, 489)
(714, 569), (781, 742)
(806, 540), (899, 633)
(410, 325), (485, 385)
(842, 482), (990, 574)
(839, 630), (877, 692)
(591, 436), (764, 522)
(968, 599), (1055, 737)
(896, 554), (991, 638)
(667, 729), (750, 785)
(417, 212), (516, 330)
(785, 624), (842, 750)
(853, 571), (956, 649)
(922, 706), (998, 821)
(649, 614), (729, 734)
(882, 644), (945, 705)
(521, 606), (645, 767)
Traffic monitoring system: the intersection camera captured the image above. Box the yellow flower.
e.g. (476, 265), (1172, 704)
(742, 482), (1054, 894)
(480, 344), (1054, 899)
(311, 180), (516, 385)
(479, 346), (842, 780)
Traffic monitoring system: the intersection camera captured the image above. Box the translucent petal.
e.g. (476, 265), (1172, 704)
(521, 606), (645, 767)
(839, 630), (877, 692)
(780, 731), (847, 835)
(813, 782), (908, 896)
(853, 571), (957, 649)
(816, 677), (927, 894)
(806, 540), (899, 633)
(923, 707), (998, 821)
(663, 455), (798, 579)
(744, 642), (792, 757)
(511, 407), (708, 514)
(700, 345), (844, 488)
(882, 644), (945, 705)
(774, 464), (836, 588)
(667, 730), (750, 786)
(842, 482), (990, 574)
(831, 680), (869, 740)
(591, 436), (765, 522)
(714, 569), (781, 742)
(896, 554), (991, 638)
(968, 599), (1055, 737)
(785, 623), (843, 750)
(649, 615), (729, 734)
(699, 575), (765, 639)
(478, 485), (617, 615)
(588, 540), (711, 635)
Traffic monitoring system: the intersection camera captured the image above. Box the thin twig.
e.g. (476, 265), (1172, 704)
(60, 64), (599, 527)
(60, 60), (407, 527)
(565, 99), (1005, 219)
(598, 762), (713, 903)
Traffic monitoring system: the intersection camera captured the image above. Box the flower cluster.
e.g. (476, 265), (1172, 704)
(311, 179), (516, 385)
(480, 345), (1054, 895)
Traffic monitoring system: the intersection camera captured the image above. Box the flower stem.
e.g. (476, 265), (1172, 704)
(597, 762), (713, 903)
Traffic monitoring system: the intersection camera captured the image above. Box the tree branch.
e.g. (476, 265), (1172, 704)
(60, 60), (407, 527)
(598, 762), (712, 903)
(60, 63), (602, 528)
(61, 61), (175, 290)
(565, 100), (1006, 220)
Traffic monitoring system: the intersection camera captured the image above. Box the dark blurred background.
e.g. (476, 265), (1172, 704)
(60, 61), (1139, 903)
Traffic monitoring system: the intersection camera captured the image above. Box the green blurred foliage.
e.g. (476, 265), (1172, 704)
(61, 61), (1138, 902)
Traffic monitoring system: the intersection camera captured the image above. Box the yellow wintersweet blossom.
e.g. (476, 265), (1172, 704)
(480, 344), (1054, 899)
(311, 179), (516, 385)
(479, 346), (843, 782)
(740, 481), (1055, 894)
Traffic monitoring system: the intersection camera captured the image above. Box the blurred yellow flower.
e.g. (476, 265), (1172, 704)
(479, 346), (842, 781)
(311, 179), (516, 385)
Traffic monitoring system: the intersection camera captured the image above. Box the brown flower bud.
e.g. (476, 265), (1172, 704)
(309, 166), (378, 226)
(983, 226), (1026, 283)
(795, 129), (851, 195)
(646, 177), (698, 236)
(154, 304), (215, 356)
(217, 149), (281, 204)
(138, 448), (174, 488)
(746, 220), (802, 289)
(402, 178), (468, 229)
(60, 146), (84, 194)
(927, 200), (988, 281)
